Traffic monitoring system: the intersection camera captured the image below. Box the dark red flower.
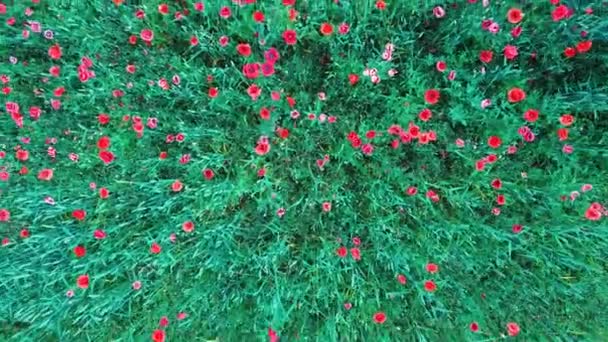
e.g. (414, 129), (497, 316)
(564, 47), (576, 58)
(336, 246), (347, 257)
(470, 322), (479, 332)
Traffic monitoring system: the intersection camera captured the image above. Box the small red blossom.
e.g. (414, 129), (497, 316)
(77, 274), (89, 289)
(424, 89), (440, 105)
(506, 322), (520, 337)
(150, 242), (162, 254)
(373, 312), (386, 324)
(424, 280), (437, 292)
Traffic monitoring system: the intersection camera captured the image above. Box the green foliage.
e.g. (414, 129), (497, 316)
(1, 0), (608, 341)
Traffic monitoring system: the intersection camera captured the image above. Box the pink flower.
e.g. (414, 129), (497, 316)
(433, 6), (445, 18)
(481, 99), (491, 109)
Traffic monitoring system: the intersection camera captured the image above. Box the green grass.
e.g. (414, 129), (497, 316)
(1, 0), (608, 340)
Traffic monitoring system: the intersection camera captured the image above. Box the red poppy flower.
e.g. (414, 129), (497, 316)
(242, 63), (260, 79)
(171, 180), (183, 192)
(336, 246), (347, 257)
(98, 113), (110, 124)
(424, 89), (440, 105)
(48, 44), (62, 59)
(236, 43), (252, 57)
(182, 221), (194, 233)
(150, 242), (162, 254)
(497, 194), (506, 205)
(73, 245), (86, 258)
(406, 186), (418, 196)
(320, 23), (334, 36)
(436, 60), (447, 72)
(16, 149), (29, 161)
(552, 5), (569, 22)
(350, 247), (361, 260)
(373, 312), (386, 324)
(140, 29), (154, 42)
(504, 45), (518, 60)
(99, 150), (115, 164)
(557, 128), (569, 141)
(470, 322), (479, 332)
(507, 8), (523, 24)
(397, 274), (407, 284)
(72, 209), (86, 221)
(375, 0), (386, 10)
(348, 74), (359, 85)
(426, 263), (439, 273)
(506, 322), (520, 336)
(512, 224), (523, 233)
(479, 50), (493, 63)
(487, 136), (502, 149)
(576, 41), (592, 53)
(564, 47), (576, 58)
(203, 168), (215, 180)
(585, 207), (602, 221)
(0, 209), (9, 222)
(559, 114), (574, 126)
(419, 108), (432, 121)
(217, 5), (233, 18)
(282, 29), (297, 45)
(151, 329), (166, 342)
(97, 136), (110, 149)
(507, 87), (526, 103)
(523, 109), (539, 122)
(158, 3), (169, 14)
(491, 178), (502, 189)
(77, 274), (89, 289)
(208, 87), (219, 98)
(424, 280), (437, 292)
(38, 169), (54, 181)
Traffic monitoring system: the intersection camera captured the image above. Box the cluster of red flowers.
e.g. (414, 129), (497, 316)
(0, 0), (604, 340)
